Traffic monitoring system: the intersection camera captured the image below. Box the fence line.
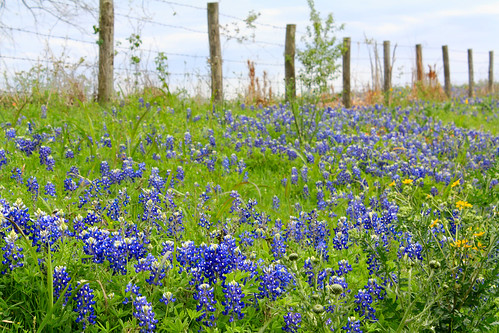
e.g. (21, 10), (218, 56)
(0, 1), (498, 101)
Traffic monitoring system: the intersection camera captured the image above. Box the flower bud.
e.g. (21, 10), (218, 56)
(312, 304), (324, 314)
(331, 283), (344, 295)
(429, 260), (441, 270)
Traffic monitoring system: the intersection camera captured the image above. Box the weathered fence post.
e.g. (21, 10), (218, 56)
(342, 37), (351, 108)
(489, 51), (494, 94)
(468, 48), (474, 98)
(284, 24), (296, 101)
(442, 45), (451, 97)
(207, 2), (223, 103)
(416, 44), (423, 83)
(383, 40), (391, 105)
(98, 0), (114, 104)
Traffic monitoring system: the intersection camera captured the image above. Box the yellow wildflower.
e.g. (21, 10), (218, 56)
(472, 242), (486, 251)
(451, 239), (471, 248)
(456, 200), (472, 210)
(389, 181), (396, 187)
(430, 219), (439, 228)
(402, 179), (413, 185)
(473, 231), (485, 237)
(451, 179), (461, 188)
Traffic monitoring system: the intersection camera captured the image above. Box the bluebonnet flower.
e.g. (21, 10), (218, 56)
(304, 257), (316, 286)
(1, 230), (24, 274)
(176, 166), (185, 183)
(306, 153), (315, 164)
(45, 155), (55, 171)
(272, 195), (280, 211)
(135, 253), (166, 286)
(291, 167), (298, 185)
(303, 184), (309, 198)
(342, 317), (362, 332)
(41, 105), (47, 118)
(184, 131), (192, 145)
(282, 310), (301, 333)
(11, 168), (23, 184)
(73, 281), (97, 330)
(5, 128), (16, 140)
(209, 135), (216, 147)
(194, 283), (217, 329)
(26, 176), (39, 199)
(258, 263), (294, 300)
(354, 289), (376, 320)
(123, 282), (142, 304)
(65, 149), (74, 159)
(287, 149), (298, 161)
(332, 217), (350, 250)
(237, 159), (246, 175)
(222, 280), (245, 322)
(28, 209), (69, 252)
(64, 177), (78, 193)
(53, 266), (72, 306)
(100, 136), (112, 148)
(133, 295), (158, 333)
(281, 178), (288, 187)
(398, 233), (423, 262)
(159, 291), (176, 306)
(15, 136), (39, 156)
(39, 146), (51, 167)
(365, 278), (386, 301)
(0, 149), (7, 169)
(4, 199), (30, 230)
(301, 166), (308, 182)
(337, 259), (353, 277)
(166, 210), (185, 239)
(271, 233), (286, 260)
(238, 231), (255, 248)
(222, 156), (231, 174)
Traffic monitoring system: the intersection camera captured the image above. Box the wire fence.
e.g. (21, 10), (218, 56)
(0, 1), (496, 100)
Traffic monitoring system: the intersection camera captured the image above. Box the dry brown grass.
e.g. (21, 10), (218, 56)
(245, 60), (273, 106)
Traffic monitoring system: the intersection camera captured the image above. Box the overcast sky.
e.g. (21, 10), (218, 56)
(1, 0), (497, 96)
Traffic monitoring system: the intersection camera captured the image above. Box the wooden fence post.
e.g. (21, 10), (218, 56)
(383, 40), (391, 105)
(284, 24), (296, 101)
(342, 37), (351, 108)
(442, 45), (451, 97)
(489, 51), (494, 94)
(416, 44), (423, 83)
(468, 48), (474, 98)
(97, 0), (114, 104)
(207, 2), (223, 103)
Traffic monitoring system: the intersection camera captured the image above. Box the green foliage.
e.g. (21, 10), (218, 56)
(154, 52), (169, 89)
(297, 0), (344, 95)
(0, 85), (497, 332)
(126, 33), (142, 65)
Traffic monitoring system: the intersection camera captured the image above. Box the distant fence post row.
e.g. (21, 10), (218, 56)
(95, 2), (497, 105)
(340, 39), (496, 105)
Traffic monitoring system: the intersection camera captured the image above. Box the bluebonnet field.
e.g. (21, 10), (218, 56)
(0, 96), (498, 332)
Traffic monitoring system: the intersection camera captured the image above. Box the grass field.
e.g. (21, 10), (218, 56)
(0, 93), (497, 332)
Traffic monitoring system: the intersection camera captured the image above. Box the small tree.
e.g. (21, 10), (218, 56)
(297, 0), (344, 95)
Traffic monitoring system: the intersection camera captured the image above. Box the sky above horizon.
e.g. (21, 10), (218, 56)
(0, 0), (497, 96)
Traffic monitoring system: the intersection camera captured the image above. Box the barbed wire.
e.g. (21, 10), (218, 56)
(0, 26), (96, 45)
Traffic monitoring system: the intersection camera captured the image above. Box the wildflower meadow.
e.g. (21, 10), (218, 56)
(0, 95), (498, 332)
